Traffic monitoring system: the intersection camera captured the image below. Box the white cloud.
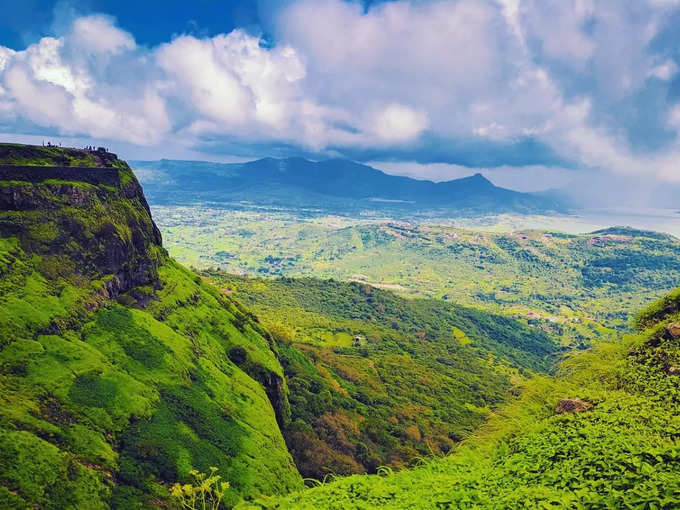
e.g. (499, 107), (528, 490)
(372, 104), (428, 142)
(649, 60), (678, 80)
(0, 16), (169, 144)
(277, 0), (541, 139)
(70, 15), (136, 56)
(0, 1), (679, 188)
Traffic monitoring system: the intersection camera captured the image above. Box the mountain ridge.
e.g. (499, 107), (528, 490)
(132, 157), (564, 214)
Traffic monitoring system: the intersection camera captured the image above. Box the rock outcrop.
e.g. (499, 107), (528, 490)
(0, 152), (166, 298)
(555, 398), (593, 414)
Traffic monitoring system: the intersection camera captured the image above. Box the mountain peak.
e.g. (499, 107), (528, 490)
(464, 172), (493, 184)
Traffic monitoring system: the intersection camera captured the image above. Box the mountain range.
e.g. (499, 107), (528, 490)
(132, 157), (565, 214)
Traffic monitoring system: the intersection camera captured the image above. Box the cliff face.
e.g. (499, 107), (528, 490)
(0, 154), (165, 300)
(0, 145), (302, 509)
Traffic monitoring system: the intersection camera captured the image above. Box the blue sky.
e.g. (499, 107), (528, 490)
(0, 0), (679, 194)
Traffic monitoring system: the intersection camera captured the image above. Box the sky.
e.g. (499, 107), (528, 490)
(0, 0), (679, 197)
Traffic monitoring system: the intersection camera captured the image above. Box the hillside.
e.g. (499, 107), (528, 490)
(132, 158), (563, 214)
(206, 274), (558, 479)
(0, 145), (302, 508)
(242, 287), (680, 509)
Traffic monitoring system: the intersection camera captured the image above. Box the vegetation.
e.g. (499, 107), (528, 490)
(4, 145), (680, 509)
(0, 143), (128, 168)
(171, 467), (230, 510)
(240, 287), (680, 509)
(0, 146), (301, 509)
(153, 206), (680, 348)
(206, 273), (558, 480)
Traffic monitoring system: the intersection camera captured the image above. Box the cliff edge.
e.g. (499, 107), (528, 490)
(0, 144), (302, 509)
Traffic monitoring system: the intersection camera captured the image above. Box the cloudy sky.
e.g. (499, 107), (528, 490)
(0, 0), (679, 195)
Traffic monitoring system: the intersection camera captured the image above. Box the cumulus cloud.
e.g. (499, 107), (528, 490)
(372, 104), (429, 143)
(0, 0), (679, 188)
(156, 32), (306, 132)
(0, 15), (169, 144)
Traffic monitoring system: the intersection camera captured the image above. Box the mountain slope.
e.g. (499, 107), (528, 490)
(133, 157), (563, 214)
(0, 145), (302, 508)
(207, 274), (558, 480)
(243, 288), (680, 509)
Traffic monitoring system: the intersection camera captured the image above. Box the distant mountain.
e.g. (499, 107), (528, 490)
(132, 157), (565, 214)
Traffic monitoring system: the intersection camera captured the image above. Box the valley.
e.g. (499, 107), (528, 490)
(2, 2), (679, 507)
(247, 289), (680, 508)
(1, 144), (679, 509)
(204, 274), (557, 479)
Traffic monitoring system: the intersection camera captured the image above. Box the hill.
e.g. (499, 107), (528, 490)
(132, 157), (563, 215)
(4, 142), (678, 509)
(205, 274), (558, 479)
(0, 144), (302, 508)
(242, 286), (680, 509)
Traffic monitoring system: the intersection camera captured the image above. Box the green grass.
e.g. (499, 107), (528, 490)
(0, 246), (302, 509)
(0, 234), (305, 508)
(0, 143), (100, 167)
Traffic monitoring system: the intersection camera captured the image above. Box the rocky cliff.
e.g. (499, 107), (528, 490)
(0, 144), (302, 509)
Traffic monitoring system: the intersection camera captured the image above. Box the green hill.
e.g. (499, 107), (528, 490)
(0, 145), (302, 509)
(240, 287), (680, 509)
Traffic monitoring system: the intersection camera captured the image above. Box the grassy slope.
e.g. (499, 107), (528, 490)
(240, 289), (680, 509)
(0, 148), (302, 508)
(208, 274), (558, 480)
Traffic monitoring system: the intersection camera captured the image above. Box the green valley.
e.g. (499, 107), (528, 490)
(205, 274), (557, 479)
(242, 288), (680, 509)
(1, 144), (679, 509)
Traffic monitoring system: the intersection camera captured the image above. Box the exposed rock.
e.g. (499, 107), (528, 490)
(667, 322), (680, 338)
(555, 398), (593, 414)
(0, 156), (166, 301)
(666, 365), (680, 375)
